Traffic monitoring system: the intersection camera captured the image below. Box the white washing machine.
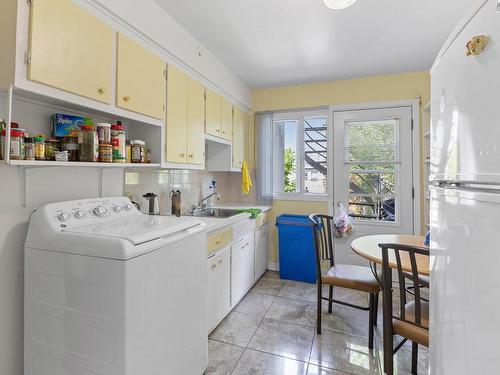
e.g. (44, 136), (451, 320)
(24, 197), (208, 375)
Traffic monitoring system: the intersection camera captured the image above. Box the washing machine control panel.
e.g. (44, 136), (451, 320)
(49, 197), (140, 228)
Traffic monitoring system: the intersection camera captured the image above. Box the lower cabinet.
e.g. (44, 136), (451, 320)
(254, 224), (269, 281)
(230, 233), (255, 306)
(207, 246), (231, 333)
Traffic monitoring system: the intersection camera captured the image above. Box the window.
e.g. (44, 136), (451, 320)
(345, 119), (399, 222)
(273, 111), (329, 197)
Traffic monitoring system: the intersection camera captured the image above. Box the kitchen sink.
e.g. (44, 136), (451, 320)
(186, 208), (241, 218)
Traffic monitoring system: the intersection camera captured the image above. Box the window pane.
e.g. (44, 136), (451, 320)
(304, 117), (327, 194)
(349, 172), (396, 195)
(276, 120), (298, 193)
(348, 196), (396, 222)
(345, 120), (399, 162)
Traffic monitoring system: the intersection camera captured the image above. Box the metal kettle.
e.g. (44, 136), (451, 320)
(140, 193), (160, 215)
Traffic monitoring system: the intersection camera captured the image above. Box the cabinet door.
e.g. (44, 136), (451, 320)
(166, 65), (188, 163)
(254, 225), (269, 281)
(28, 0), (113, 103)
(205, 89), (221, 137)
(116, 33), (166, 119)
(231, 233), (255, 306)
(221, 98), (233, 141)
(207, 246), (231, 333)
(232, 106), (245, 169)
(187, 78), (205, 165)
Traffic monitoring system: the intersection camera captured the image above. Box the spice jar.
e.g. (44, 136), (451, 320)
(131, 140), (145, 163)
(24, 137), (35, 161)
(1, 129), (25, 160)
(111, 121), (126, 163)
(34, 135), (46, 160)
(45, 138), (60, 161)
(62, 136), (78, 161)
(96, 123), (111, 144)
(78, 126), (98, 162)
(125, 140), (132, 163)
(98, 143), (113, 163)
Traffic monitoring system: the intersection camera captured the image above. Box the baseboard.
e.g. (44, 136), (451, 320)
(267, 262), (279, 271)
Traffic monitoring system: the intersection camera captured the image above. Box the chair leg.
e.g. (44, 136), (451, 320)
(373, 293), (379, 326)
(411, 342), (418, 374)
(328, 285), (333, 313)
(317, 282), (322, 335)
(368, 293), (374, 349)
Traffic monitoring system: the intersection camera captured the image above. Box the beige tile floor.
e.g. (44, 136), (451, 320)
(206, 271), (429, 375)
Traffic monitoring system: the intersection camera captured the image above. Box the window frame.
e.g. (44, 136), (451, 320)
(272, 109), (330, 200)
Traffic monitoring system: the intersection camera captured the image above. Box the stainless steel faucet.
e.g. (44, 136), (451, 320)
(195, 192), (221, 211)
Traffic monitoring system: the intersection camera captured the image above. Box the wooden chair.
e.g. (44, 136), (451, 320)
(309, 214), (381, 349)
(379, 243), (430, 375)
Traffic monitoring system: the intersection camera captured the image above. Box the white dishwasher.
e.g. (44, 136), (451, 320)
(24, 197), (208, 375)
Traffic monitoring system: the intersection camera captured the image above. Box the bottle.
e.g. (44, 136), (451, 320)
(170, 190), (181, 217)
(111, 121), (126, 163)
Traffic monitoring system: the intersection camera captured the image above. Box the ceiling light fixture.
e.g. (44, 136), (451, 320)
(323, 0), (358, 10)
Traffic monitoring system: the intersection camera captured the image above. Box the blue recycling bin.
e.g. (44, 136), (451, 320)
(275, 214), (317, 283)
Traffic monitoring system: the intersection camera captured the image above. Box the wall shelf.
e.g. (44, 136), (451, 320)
(8, 160), (160, 168)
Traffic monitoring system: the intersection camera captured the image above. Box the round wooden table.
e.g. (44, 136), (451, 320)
(351, 234), (430, 276)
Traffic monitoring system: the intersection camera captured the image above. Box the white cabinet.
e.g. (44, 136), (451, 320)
(207, 246), (231, 333)
(254, 224), (269, 281)
(230, 233), (255, 306)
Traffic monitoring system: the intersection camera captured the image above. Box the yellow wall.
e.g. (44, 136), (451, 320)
(252, 71), (431, 265)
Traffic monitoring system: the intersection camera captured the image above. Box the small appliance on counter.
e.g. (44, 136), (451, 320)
(140, 192), (160, 215)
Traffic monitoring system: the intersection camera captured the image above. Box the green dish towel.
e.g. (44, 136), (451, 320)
(236, 208), (262, 219)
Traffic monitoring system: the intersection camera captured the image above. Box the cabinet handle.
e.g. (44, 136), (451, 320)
(188, 153), (194, 158)
(216, 129), (220, 133)
(222, 130), (226, 134)
(123, 96), (130, 102)
(179, 153), (185, 157)
(218, 259), (223, 264)
(211, 264), (217, 269)
(97, 87), (105, 95)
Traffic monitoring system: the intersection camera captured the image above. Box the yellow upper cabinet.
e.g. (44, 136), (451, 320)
(166, 65), (188, 164)
(187, 78), (205, 165)
(28, 0), (114, 103)
(205, 88), (221, 137)
(221, 98), (233, 141)
(232, 106), (246, 169)
(116, 33), (166, 120)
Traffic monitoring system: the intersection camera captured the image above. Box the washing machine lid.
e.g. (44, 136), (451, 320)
(63, 215), (202, 245)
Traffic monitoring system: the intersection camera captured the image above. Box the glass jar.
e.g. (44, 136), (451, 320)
(111, 122), (126, 163)
(96, 123), (111, 144)
(98, 143), (113, 163)
(1, 129), (25, 160)
(131, 140), (145, 163)
(62, 136), (78, 161)
(24, 137), (35, 161)
(34, 135), (46, 160)
(45, 138), (60, 161)
(78, 126), (98, 162)
(125, 140), (132, 163)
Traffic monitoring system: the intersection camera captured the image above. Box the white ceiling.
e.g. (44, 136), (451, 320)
(154, 0), (472, 88)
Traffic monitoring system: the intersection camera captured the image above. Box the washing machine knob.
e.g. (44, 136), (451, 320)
(93, 206), (108, 217)
(74, 210), (86, 219)
(124, 204), (133, 211)
(113, 205), (122, 213)
(58, 212), (70, 222)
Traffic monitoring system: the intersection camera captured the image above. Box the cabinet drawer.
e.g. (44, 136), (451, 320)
(255, 212), (269, 228)
(207, 227), (233, 255)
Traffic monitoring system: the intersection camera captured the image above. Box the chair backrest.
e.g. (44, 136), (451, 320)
(309, 214), (336, 276)
(378, 243), (430, 329)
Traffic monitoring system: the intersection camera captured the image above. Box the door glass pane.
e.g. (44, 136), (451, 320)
(304, 117), (327, 194)
(345, 119), (400, 223)
(275, 120), (299, 193)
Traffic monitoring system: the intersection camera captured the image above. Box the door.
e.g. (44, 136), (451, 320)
(232, 106), (245, 169)
(230, 233), (255, 306)
(28, 0), (114, 103)
(116, 33), (166, 119)
(332, 106), (416, 265)
(221, 98), (233, 141)
(205, 89), (221, 137)
(166, 65), (188, 164)
(187, 78), (205, 165)
(207, 246), (231, 333)
(254, 224), (269, 281)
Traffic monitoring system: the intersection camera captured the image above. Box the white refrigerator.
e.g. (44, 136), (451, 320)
(430, 0), (500, 374)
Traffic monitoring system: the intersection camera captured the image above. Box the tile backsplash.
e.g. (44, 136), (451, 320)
(124, 169), (257, 215)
